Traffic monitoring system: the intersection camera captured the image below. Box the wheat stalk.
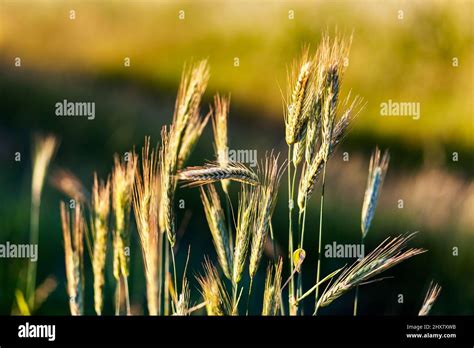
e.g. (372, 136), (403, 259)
(27, 134), (59, 310)
(354, 145), (389, 315)
(111, 151), (137, 315)
(91, 173), (110, 315)
(262, 258), (283, 316)
(60, 201), (85, 316)
(112, 152), (137, 280)
(296, 43), (347, 272)
(133, 137), (161, 315)
(316, 233), (426, 311)
(178, 162), (259, 187)
(418, 281), (441, 316)
(200, 184), (233, 280)
(32, 134), (59, 211)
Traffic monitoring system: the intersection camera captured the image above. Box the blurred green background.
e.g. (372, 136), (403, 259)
(0, 0), (473, 315)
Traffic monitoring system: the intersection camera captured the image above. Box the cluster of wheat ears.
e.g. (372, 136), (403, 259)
(26, 33), (442, 316)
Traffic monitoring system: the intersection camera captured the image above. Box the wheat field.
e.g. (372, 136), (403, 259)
(10, 32), (447, 317)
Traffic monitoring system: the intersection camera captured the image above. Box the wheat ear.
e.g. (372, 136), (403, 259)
(317, 233), (426, 310)
(178, 162), (259, 187)
(196, 258), (232, 316)
(285, 47), (314, 145)
(262, 258), (283, 316)
(232, 185), (259, 284)
(361, 147), (390, 238)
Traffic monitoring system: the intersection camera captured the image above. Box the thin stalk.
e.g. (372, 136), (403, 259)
(279, 291), (286, 316)
(157, 230), (164, 315)
(187, 301), (207, 314)
(246, 277), (254, 316)
(296, 192), (308, 311)
(314, 162), (328, 309)
(115, 280), (121, 315)
(295, 267), (342, 304)
(164, 237), (170, 315)
(123, 275), (131, 315)
(287, 145), (296, 312)
(353, 234), (365, 316)
(26, 199), (40, 310)
(170, 244), (178, 307)
(299, 194), (308, 249)
(224, 194), (234, 253)
(232, 281), (238, 315)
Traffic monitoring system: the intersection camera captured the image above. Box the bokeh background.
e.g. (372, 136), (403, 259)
(0, 0), (472, 315)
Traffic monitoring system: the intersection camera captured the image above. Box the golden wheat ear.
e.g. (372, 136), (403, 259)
(317, 233), (425, 311)
(232, 185), (259, 285)
(262, 258), (283, 316)
(178, 162), (259, 187)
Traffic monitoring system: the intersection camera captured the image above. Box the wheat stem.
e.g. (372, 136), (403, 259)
(314, 162), (328, 310)
(295, 267), (342, 304)
(27, 199), (40, 310)
(123, 275), (131, 315)
(246, 277), (254, 316)
(164, 237), (170, 315)
(296, 192), (308, 312)
(171, 244), (178, 309)
(353, 234), (365, 316)
(225, 194), (234, 256)
(232, 281), (238, 315)
(287, 145), (295, 313)
(158, 230), (164, 315)
(115, 282), (120, 315)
